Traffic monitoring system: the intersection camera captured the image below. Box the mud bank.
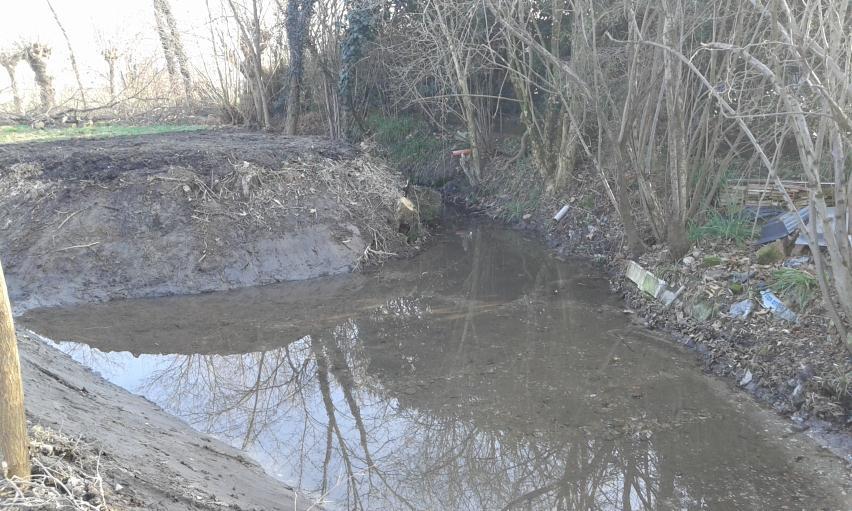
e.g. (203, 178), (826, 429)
(0, 130), (407, 312)
(455, 162), (852, 434)
(16, 329), (316, 510)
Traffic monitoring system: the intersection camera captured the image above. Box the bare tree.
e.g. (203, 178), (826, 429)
(226, 0), (271, 127)
(0, 259), (29, 481)
(22, 43), (55, 111)
(0, 49), (23, 114)
(153, 0), (192, 99)
(45, 0), (87, 109)
(102, 47), (119, 99)
(283, 0), (317, 134)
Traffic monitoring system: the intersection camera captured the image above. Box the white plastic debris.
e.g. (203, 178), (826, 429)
(760, 290), (798, 323)
(740, 370), (753, 387)
(553, 205), (570, 222)
(625, 261), (682, 306)
(729, 299), (755, 319)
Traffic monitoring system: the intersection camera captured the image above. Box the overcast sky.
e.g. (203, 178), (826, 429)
(0, 0), (212, 98)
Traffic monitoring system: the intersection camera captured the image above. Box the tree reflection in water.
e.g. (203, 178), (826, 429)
(50, 227), (829, 510)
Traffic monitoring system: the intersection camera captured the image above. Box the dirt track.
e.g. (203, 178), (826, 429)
(0, 129), (405, 312)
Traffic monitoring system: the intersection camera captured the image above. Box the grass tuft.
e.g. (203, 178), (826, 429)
(770, 268), (818, 310)
(689, 213), (753, 244)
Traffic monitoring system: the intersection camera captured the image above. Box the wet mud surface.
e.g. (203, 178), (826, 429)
(22, 224), (852, 510)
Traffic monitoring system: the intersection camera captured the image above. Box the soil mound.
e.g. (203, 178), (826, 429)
(0, 130), (406, 311)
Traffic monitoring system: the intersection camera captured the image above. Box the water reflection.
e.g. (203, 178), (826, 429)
(28, 227), (838, 510)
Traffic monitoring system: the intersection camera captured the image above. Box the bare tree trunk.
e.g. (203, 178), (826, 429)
(227, 0), (270, 127)
(0, 51), (23, 114)
(46, 0), (87, 109)
(23, 43), (55, 111)
(284, 0), (316, 135)
(155, 0), (193, 100)
(152, 0), (179, 92)
(102, 48), (118, 99)
(0, 259), (29, 481)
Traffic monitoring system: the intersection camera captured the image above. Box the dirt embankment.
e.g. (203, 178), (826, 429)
(14, 330), (315, 510)
(0, 130), (408, 312)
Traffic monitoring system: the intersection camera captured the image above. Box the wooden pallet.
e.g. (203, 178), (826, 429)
(721, 180), (835, 209)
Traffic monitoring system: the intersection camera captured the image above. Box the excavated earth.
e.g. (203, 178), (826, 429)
(0, 129), (409, 510)
(0, 129), (405, 312)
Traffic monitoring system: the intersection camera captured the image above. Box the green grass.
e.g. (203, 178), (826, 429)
(770, 268), (818, 310)
(689, 213), (753, 244)
(0, 124), (206, 144)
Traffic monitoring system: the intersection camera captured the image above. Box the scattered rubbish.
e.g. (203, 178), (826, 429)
(553, 205), (570, 222)
(760, 289), (798, 323)
(783, 256), (811, 268)
(522, 213), (532, 221)
(682, 256), (695, 266)
(626, 261), (666, 297)
(450, 148), (472, 158)
(729, 299), (755, 319)
(757, 207), (808, 245)
(740, 370), (753, 387)
(625, 261), (683, 306)
(659, 285), (686, 308)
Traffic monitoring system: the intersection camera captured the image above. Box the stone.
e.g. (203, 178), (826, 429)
(522, 213), (532, 221)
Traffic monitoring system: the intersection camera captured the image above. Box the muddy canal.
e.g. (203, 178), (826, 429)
(21, 224), (851, 510)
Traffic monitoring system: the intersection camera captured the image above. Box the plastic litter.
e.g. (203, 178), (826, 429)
(729, 299), (755, 319)
(760, 290), (798, 323)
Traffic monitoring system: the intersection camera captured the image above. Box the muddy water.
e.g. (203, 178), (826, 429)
(21, 224), (850, 510)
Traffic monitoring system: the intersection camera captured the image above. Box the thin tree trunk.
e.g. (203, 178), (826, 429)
(156, 0), (193, 99)
(284, 0), (316, 134)
(0, 259), (29, 480)
(1, 63), (22, 114)
(46, 0), (87, 109)
(152, 0), (179, 92)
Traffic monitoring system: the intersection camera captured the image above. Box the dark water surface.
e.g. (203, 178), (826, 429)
(21, 225), (850, 510)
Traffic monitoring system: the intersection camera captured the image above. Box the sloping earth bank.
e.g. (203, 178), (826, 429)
(0, 129), (407, 312)
(0, 129), (411, 509)
(15, 330), (316, 510)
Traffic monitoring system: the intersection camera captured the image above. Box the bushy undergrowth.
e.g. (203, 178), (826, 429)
(367, 115), (447, 185)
